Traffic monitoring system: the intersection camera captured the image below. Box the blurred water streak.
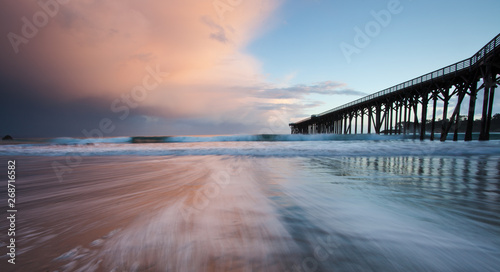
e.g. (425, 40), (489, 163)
(0, 146), (499, 271)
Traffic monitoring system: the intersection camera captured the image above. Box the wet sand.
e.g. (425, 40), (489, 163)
(0, 156), (300, 271)
(1, 155), (500, 272)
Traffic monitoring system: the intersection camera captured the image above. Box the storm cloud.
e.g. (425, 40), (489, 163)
(0, 0), (363, 137)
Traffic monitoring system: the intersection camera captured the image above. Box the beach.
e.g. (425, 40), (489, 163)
(1, 139), (500, 271)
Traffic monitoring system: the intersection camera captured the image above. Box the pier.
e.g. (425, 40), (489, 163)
(290, 33), (500, 141)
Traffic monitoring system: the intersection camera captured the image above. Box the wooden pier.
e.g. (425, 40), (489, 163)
(290, 33), (500, 141)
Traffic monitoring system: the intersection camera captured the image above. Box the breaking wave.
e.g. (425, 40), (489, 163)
(46, 134), (414, 145)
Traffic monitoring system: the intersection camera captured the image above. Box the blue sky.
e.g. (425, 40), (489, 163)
(247, 0), (500, 116)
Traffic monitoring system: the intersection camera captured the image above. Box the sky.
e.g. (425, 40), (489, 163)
(1, 0), (499, 137)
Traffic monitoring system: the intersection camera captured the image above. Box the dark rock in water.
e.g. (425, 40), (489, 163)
(2, 135), (13, 140)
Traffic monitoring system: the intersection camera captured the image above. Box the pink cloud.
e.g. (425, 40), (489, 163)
(2, 0), (279, 102)
(1, 0), (362, 135)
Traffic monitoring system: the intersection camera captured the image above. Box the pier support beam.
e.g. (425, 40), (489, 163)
(340, 117), (343, 134)
(354, 112), (358, 135)
(403, 101), (408, 134)
(351, 114), (354, 134)
(345, 114), (349, 134)
(368, 107), (373, 134)
(376, 104), (382, 134)
(398, 101), (403, 134)
(440, 87), (450, 141)
(361, 110), (364, 134)
(388, 102), (394, 135)
(465, 80), (478, 141)
(430, 94), (438, 141)
(453, 102), (461, 141)
(479, 87), (490, 140)
(479, 67), (496, 141)
(440, 90), (467, 142)
(412, 99), (418, 136)
(420, 93), (429, 140)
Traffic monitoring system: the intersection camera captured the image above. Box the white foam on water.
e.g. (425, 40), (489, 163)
(1, 137), (499, 157)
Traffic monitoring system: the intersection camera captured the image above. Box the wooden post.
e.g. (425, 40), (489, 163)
(430, 94), (437, 141)
(453, 102), (461, 141)
(420, 93), (428, 140)
(385, 103), (389, 135)
(361, 110), (364, 134)
(339, 118), (342, 134)
(343, 115), (347, 134)
(398, 102), (403, 134)
(485, 85), (495, 139)
(440, 88), (450, 141)
(413, 99), (418, 136)
(403, 100), (408, 134)
(441, 91), (467, 142)
(351, 114), (354, 134)
(453, 85), (467, 141)
(376, 104), (381, 134)
(389, 103), (394, 135)
(395, 102), (399, 134)
(481, 67), (496, 141)
(368, 107), (372, 134)
(465, 80), (477, 141)
(354, 112), (358, 135)
(479, 85), (490, 141)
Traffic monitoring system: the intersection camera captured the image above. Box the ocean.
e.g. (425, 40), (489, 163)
(1, 134), (500, 271)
